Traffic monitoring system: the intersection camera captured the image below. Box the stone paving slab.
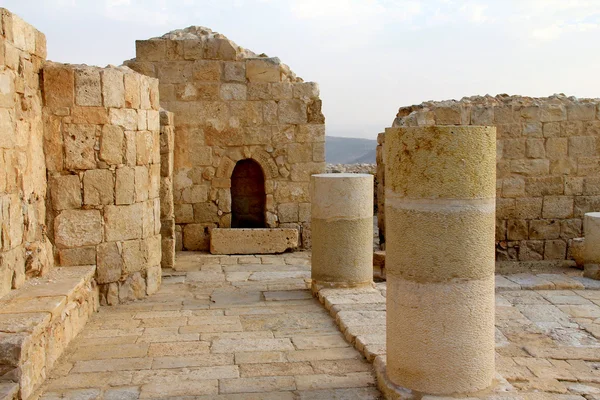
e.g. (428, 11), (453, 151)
(36, 251), (381, 399)
(317, 269), (600, 399)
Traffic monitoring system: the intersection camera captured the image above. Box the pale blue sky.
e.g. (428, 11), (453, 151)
(4, 0), (600, 139)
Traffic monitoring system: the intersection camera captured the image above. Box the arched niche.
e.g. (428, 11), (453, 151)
(230, 159), (266, 228)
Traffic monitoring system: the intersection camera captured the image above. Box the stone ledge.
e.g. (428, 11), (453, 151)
(0, 266), (98, 399)
(209, 228), (299, 255)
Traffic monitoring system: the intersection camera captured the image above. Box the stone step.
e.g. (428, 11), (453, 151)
(0, 382), (18, 400)
(0, 266), (98, 400)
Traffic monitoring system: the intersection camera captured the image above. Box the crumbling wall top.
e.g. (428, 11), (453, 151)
(394, 94), (600, 127)
(131, 26), (302, 83)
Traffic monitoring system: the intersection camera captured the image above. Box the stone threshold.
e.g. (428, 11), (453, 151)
(0, 266), (98, 400)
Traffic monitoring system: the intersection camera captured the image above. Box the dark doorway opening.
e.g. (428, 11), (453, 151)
(231, 159), (266, 228)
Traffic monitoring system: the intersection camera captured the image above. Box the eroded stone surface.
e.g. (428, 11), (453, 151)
(210, 228), (299, 255)
(36, 252), (380, 399)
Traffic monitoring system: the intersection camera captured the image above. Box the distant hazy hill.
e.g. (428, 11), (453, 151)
(326, 136), (377, 164)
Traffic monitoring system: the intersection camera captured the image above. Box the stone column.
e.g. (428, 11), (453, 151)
(384, 126), (496, 395)
(584, 212), (600, 279)
(311, 173), (373, 290)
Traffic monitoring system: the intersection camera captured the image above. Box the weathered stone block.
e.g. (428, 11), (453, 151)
(220, 83), (246, 101)
(567, 103), (595, 121)
(545, 239), (567, 260)
(279, 99), (308, 124)
(136, 40), (166, 61)
(542, 196), (573, 219)
(507, 219), (527, 240)
(54, 210), (103, 248)
(223, 62), (245, 82)
(135, 166), (149, 202)
(204, 37), (236, 60)
(183, 223), (211, 251)
(296, 125), (325, 143)
(109, 108), (138, 130)
(307, 100), (325, 124)
(293, 82), (319, 100)
(210, 228), (298, 254)
(69, 106), (109, 125)
(124, 73), (141, 109)
(278, 203), (298, 223)
(121, 239), (145, 274)
(100, 125), (124, 165)
(58, 246), (96, 266)
(287, 143), (312, 163)
(183, 39), (203, 60)
(514, 197), (542, 219)
(42, 64), (74, 108)
(63, 124), (97, 170)
(75, 68), (102, 106)
(50, 175), (81, 210)
(546, 137), (568, 159)
(246, 58), (280, 82)
(519, 240), (544, 261)
(102, 68), (125, 108)
(193, 202), (219, 223)
(83, 169), (114, 205)
(96, 241), (123, 283)
(569, 136), (597, 157)
(529, 219), (560, 240)
(116, 166), (135, 205)
(104, 204), (144, 242)
(175, 204), (194, 223)
(540, 104), (566, 122)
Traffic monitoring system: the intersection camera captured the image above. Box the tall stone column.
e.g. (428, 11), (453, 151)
(384, 126), (496, 395)
(584, 212), (600, 279)
(311, 173), (373, 290)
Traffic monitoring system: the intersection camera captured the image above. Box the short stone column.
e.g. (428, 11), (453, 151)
(584, 212), (600, 279)
(384, 126), (496, 395)
(311, 173), (373, 290)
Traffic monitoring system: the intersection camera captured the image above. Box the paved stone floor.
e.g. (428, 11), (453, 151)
(37, 252), (381, 399)
(35, 252), (600, 400)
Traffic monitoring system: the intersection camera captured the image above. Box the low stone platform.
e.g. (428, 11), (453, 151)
(210, 228), (299, 255)
(0, 266), (98, 399)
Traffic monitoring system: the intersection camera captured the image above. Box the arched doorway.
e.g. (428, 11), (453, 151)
(231, 159), (266, 228)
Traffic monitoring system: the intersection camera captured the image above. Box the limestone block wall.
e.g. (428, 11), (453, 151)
(42, 63), (162, 304)
(0, 9), (53, 298)
(378, 94), (600, 262)
(125, 27), (326, 251)
(160, 109), (175, 268)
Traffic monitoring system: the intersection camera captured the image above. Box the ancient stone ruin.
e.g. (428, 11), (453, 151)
(3, 6), (600, 400)
(124, 27), (326, 252)
(377, 94), (600, 265)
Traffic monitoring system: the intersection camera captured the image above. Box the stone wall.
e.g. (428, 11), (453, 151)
(42, 63), (162, 304)
(159, 109), (175, 268)
(378, 94), (600, 262)
(124, 27), (326, 251)
(0, 9), (53, 298)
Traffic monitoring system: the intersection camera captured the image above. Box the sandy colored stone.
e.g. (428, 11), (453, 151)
(83, 169), (114, 205)
(74, 68), (102, 106)
(54, 209), (103, 248)
(104, 204), (144, 241)
(210, 228), (298, 255)
(50, 174), (81, 210)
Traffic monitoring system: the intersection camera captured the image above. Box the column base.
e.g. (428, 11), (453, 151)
(374, 356), (504, 400)
(310, 280), (374, 296)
